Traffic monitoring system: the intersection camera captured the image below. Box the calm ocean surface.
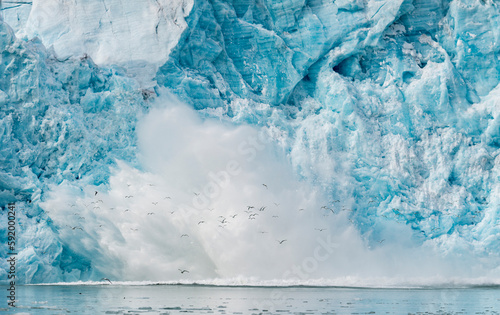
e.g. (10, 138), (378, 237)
(1, 284), (500, 314)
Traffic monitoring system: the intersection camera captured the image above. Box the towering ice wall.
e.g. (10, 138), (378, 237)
(1, 0), (499, 283)
(157, 0), (500, 252)
(0, 15), (150, 281)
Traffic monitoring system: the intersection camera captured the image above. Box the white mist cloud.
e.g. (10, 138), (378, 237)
(40, 93), (500, 286)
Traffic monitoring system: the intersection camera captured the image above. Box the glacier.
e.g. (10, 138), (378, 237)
(1, 0), (500, 285)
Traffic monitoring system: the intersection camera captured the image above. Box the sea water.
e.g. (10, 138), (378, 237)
(1, 284), (500, 314)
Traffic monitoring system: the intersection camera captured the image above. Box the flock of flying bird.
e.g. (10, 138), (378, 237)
(61, 183), (393, 280)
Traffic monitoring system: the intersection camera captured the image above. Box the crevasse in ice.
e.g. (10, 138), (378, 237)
(1, 0), (499, 284)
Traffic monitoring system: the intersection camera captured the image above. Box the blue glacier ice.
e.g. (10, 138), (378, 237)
(1, 0), (500, 285)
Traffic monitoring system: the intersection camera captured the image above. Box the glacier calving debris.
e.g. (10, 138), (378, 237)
(1, 0), (500, 283)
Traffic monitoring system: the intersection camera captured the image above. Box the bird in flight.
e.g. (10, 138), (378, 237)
(152, 202), (158, 205)
(181, 234), (189, 238)
(193, 192), (200, 196)
(101, 278), (112, 284)
(198, 221), (205, 225)
(262, 184), (268, 189)
(178, 269), (189, 274)
(147, 212), (154, 215)
(277, 239), (287, 244)
(315, 228), (327, 232)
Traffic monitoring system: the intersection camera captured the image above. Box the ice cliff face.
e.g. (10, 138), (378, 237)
(158, 0), (500, 253)
(1, 0), (500, 283)
(0, 15), (151, 281)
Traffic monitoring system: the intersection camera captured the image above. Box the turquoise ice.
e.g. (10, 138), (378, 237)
(0, 0), (499, 284)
